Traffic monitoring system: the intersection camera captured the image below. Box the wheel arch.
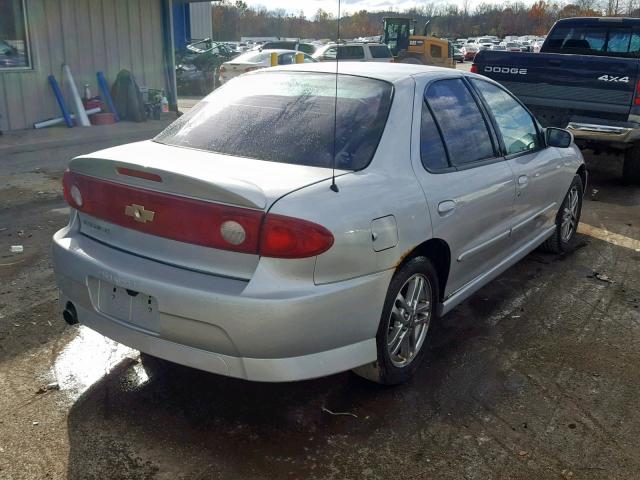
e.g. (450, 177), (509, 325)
(398, 238), (450, 302)
(576, 164), (587, 192)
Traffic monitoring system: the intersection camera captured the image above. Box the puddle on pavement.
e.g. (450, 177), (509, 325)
(50, 326), (143, 399)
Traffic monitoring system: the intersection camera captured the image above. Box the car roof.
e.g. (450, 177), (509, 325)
(266, 62), (461, 84)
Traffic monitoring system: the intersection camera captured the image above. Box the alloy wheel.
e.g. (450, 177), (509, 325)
(561, 186), (580, 242)
(386, 273), (433, 367)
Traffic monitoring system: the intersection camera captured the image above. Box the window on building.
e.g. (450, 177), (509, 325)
(0, 0), (30, 69)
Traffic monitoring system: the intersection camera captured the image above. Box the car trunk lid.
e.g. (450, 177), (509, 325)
(67, 140), (338, 279)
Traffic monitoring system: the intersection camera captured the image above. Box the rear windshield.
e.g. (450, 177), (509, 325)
(155, 72), (393, 170)
(369, 45), (392, 58)
(543, 24), (640, 57)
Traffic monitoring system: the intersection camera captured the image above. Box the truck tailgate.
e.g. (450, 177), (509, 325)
(474, 51), (639, 124)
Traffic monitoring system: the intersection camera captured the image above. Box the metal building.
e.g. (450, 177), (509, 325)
(0, 0), (205, 132)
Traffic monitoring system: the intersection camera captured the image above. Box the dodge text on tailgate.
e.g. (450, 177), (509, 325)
(473, 16), (640, 183)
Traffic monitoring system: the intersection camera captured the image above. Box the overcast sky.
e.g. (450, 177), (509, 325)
(246, 0), (462, 18)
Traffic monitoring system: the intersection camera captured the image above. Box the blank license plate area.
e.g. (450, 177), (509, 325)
(98, 281), (159, 333)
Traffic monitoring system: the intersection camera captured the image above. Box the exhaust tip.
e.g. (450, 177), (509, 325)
(63, 301), (78, 325)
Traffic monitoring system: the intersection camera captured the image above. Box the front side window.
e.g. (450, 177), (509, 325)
(0, 0), (30, 69)
(155, 72), (393, 170)
(471, 79), (541, 155)
(425, 79), (495, 166)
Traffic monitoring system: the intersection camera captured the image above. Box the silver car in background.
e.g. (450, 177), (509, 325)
(52, 63), (586, 385)
(218, 49), (316, 84)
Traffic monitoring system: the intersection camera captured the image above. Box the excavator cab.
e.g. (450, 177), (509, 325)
(383, 17), (455, 69)
(383, 17), (412, 57)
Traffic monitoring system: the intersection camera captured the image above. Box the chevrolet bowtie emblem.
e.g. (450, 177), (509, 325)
(124, 204), (155, 223)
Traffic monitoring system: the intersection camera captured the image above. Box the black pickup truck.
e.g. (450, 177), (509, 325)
(473, 17), (640, 183)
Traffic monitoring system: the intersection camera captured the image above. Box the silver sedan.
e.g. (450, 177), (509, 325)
(52, 63), (586, 384)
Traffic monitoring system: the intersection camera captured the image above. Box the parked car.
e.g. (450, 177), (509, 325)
(218, 49), (316, 84)
(53, 63), (586, 385)
(464, 44), (479, 61)
(491, 45), (507, 51)
(453, 48), (464, 62)
(260, 41), (318, 55)
(504, 42), (522, 52)
(473, 16), (640, 183)
(520, 41), (532, 52)
(477, 37), (494, 50)
(313, 42), (394, 62)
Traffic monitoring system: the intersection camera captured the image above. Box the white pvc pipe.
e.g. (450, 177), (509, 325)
(62, 64), (91, 127)
(34, 107), (101, 129)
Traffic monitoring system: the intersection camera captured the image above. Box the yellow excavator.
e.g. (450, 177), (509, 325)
(383, 17), (455, 68)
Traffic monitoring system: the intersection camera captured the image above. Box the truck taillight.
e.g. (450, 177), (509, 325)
(634, 80), (640, 105)
(470, 64), (479, 74)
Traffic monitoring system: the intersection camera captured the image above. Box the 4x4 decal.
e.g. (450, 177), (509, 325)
(598, 75), (629, 83)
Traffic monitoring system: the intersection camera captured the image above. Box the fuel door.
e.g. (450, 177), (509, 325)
(371, 215), (398, 252)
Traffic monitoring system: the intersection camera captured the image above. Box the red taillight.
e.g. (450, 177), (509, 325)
(260, 214), (334, 259)
(62, 171), (334, 258)
(62, 171), (263, 253)
(470, 64), (478, 74)
(634, 80), (640, 105)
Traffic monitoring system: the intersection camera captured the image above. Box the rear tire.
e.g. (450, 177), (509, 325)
(353, 256), (439, 385)
(623, 144), (640, 184)
(539, 174), (583, 254)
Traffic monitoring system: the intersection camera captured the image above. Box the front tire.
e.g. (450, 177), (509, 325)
(353, 256), (439, 385)
(623, 144), (640, 184)
(540, 174), (583, 253)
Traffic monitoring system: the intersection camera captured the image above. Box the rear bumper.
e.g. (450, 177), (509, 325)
(567, 121), (640, 148)
(52, 225), (392, 382)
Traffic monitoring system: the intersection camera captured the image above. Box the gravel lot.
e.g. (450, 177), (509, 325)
(0, 116), (638, 480)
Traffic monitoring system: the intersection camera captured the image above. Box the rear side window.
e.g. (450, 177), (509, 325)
(544, 24), (640, 57)
(425, 79), (495, 166)
(339, 46), (365, 60)
(420, 103), (449, 171)
(155, 72), (393, 170)
(369, 45), (392, 58)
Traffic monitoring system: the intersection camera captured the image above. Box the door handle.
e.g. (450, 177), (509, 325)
(548, 59), (561, 65)
(437, 200), (456, 215)
(517, 175), (529, 187)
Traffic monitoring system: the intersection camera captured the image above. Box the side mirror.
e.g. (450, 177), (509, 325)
(545, 127), (573, 148)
